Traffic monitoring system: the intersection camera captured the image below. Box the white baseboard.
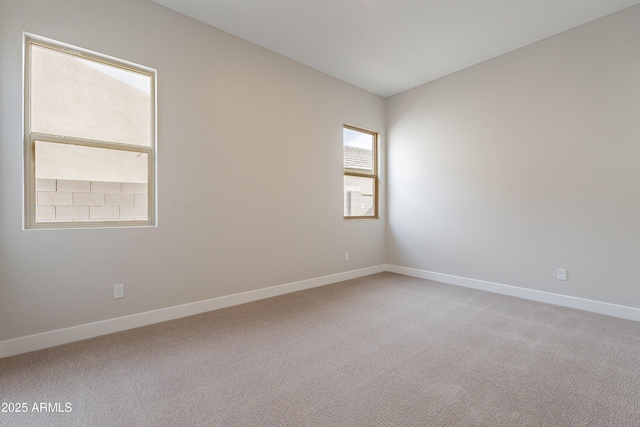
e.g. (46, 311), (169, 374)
(5, 264), (637, 359)
(0, 265), (385, 358)
(386, 264), (640, 322)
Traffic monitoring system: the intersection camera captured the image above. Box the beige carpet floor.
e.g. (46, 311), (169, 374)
(2, 272), (640, 426)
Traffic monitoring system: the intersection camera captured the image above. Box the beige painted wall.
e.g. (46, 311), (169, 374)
(386, 5), (640, 308)
(0, 0), (385, 341)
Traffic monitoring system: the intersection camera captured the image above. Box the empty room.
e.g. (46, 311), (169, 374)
(1, 0), (640, 425)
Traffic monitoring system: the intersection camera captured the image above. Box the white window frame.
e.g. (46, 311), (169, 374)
(23, 34), (157, 229)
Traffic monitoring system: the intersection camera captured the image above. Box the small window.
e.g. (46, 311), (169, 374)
(24, 35), (156, 228)
(343, 125), (377, 219)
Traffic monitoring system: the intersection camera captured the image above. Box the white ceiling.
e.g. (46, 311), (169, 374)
(152, 0), (640, 98)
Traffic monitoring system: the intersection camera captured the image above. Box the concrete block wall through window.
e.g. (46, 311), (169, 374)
(35, 179), (148, 222)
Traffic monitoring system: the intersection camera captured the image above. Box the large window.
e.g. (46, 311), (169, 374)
(343, 125), (377, 219)
(24, 35), (156, 228)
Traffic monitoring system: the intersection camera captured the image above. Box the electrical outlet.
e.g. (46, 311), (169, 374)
(113, 284), (124, 299)
(345, 252), (350, 261)
(557, 268), (567, 281)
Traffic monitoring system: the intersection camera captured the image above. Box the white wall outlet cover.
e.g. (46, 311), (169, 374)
(557, 269), (567, 281)
(114, 284), (125, 299)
